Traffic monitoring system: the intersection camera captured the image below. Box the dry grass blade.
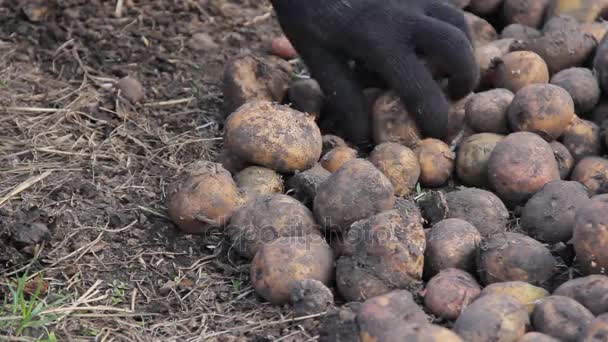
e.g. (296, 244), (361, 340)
(0, 170), (53, 207)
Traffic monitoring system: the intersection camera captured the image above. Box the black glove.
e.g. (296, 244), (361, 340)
(270, 0), (479, 151)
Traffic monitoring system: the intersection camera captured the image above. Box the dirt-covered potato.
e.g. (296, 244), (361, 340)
(488, 132), (561, 205)
(468, 0), (504, 15)
(424, 219), (482, 278)
(250, 235), (334, 305)
(453, 293), (529, 342)
(580, 313), (608, 342)
(501, 24), (542, 40)
(594, 33), (608, 93)
(571, 157), (608, 196)
(226, 194), (320, 259)
(290, 279), (334, 316)
(521, 180), (590, 243)
(464, 12), (498, 47)
(286, 163), (330, 207)
(573, 199), (608, 275)
(217, 147), (249, 175)
(492, 51), (549, 93)
(546, 0), (608, 23)
(554, 275), (608, 315)
(531, 295), (595, 341)
(369, 142), (420, 197)
(503, 0), (551, 28)
(235, 166), (283, 202)
(415, 138), (455, 188)
(507, 84), (575, 141)
(550, 67), (600, 115)
(465, 89), (513, 134)
(456, 133), (505, 187)
(479, 232), (556, 285)
(320, 146), (358, 173)
(561, 117), (602, 163)
(224, 101), (322, 173)
(517, 332), (560, 342)
(582, 21), (608, 42)
(480, 281), (549, 314)
(314, 159), (395, 233)
(423, 268), (481, 320)
(361, 322), (463, 342)
(475, 39), (516, 88)
(419, 188), (509, 238)
(287, 78), (323, 118)
(167, 161), (241, 235)
(336, 209), (425, 302)
(371, 91), (422, 149)
(550, 141), (575, 179)
(222, 54), (292, 116)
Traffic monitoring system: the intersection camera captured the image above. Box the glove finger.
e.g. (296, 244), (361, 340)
(425, 1), (474, 43)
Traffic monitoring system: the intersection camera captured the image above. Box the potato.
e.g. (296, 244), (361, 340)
(286, 163), (330, 207)
(501, 24), (542, 40)
(453, 293), (529, 342)
(503, 0), (551, 28)
(287, 78), (323, 118)
(234, 166), (283, 202)
(594, 33), (608, 93)
(371, 91), (422, 149)
(290, 279), (334, 316)
(593, 193), (608, 203)
(369, 142), (420, 197)
(475, 39), (516, 89)
(362, 322), (464, 342)
(520, 180), (590, 243)
(250, 235), (334, 305)
(456, 133), (505, 187)
(468, 0), (504, 15)
(488, 132), (561, 205)
(415, 138), (455, 188)
(480, 281), (549, 314)
(554, 275), (608, 315)
(550, 68), (600, 115)
(492, 51), (549, 93)
(422, 268), (481, 320)
(226, 194), (321, 259)
(321, 134), (347, 155)
(336, 209), (425, 302)
(419, 188), (509, 238)
(222, 54), (292, 116)
(224, 101), (322, 173)
(479, 232), (557, 285)
(320, 146), (358, 173)
(546, 0), (608, 23)
(217, 147), (249, 175)
(167, 161), (241, 235)
(464, 11), (498, 47)
(550, 141), (575, 179)
(573, 199), (608, 275)
(424, 218), (482, 278)
(580, 313), (608, 342)
(531, 295), (595, 341)
(313, 159), (395, 233)
(517, 332), (560, 342)
(465, 89), (513, 134)
(571, 156), (608, 196)
(561, 117), (602, 162)
(507, 84), (575, 141)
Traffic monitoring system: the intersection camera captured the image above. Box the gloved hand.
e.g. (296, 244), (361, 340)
(270, 0), (479, 151)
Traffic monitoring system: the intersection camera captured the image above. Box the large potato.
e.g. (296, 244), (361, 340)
(235, 166), (283, 202)
(465, 89), (513, 134)
(571, 157), (608, 196)
(369, 142), (420, 197)
(423, 268), (481, 321)
(224, 101), (322, 173)
(493, 51), (549, 93)
(580, 313), (608, 342)
(553, 275), (608, 315)
(503, 0), (551, 28)
(250, 235), (334, 305)
(550, 67), (600, 115)
(371, 91), (422, 149)
(531, 295), (595, 341)
(167, 161), (241, 235)
(488, 132), (561, 205)
(480, 281), (549, 314)
(415, 138), (455, 188)
(573, 199), (608, 275)
(550, 141), (575, 179)
(456, 133), (505, 187)
(561, 116), (602, 163)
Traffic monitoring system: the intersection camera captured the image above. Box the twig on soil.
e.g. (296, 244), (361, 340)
(142, 97), (194, 107)
(115, 0), (125, 18)
(137, 205), (170, 220)
(202, 312), (327, 339)
(0, 170), (53, 207)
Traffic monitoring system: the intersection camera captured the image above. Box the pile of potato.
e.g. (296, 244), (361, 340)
(165, 0), (608, 340)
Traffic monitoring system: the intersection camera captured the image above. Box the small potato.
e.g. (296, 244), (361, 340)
(507, 84), (575, 141)
(287, 78), (323, 118)
(286, 163), (330, 207)
(313, 159), (395, 233)
(501, 24), (542, 40)
(573, 199), (608, 275)
(465, 89), (513, 134)
(320, 146), (358, 173)
(554, 275), (608, 315)
(561, 116), (602, 163)
(290, 279), (334, 317)
(480, 281), (550, 314)
(550, 141), (575, 179)
(415, 138), (455, 188)
(226, 194), (321, 259)
(492, 51), (549, 93)
(224, 101), (322, 173)
(321, 134), (347, 156)
(550, 67), (600, 115)
(571, 157), (608, 196)
(250, 235), (334, 305)
(369, 142), (421, 197)
(166, 161), (241, 235)
(464, 11), (498, 47)
(371, 92), (422, 149)
(503, 0), (552, 28)
(488, 132), (561, 205)
(468, 0), (504, 15)
(217, 147), (249, 175)
(453, 293), (529, 342)
(479, 232), (556, 286)
(475, 39), (516, 88)
(517, 332), (560, 342)
(456, 133), (505, 187)
(423, 268), (481, 321)
(520, 180), (591, 243)
(532, 295), (595, 341)
(424, 218), (482, 278)
(235, 166), (283, 202)
(580, 313), (608, 342)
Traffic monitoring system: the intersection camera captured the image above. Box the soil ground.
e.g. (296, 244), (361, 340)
(0, 1), (318, 340)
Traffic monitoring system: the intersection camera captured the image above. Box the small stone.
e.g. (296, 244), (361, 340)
(117, 76), (145, 103)
(12, 222), (51, 245)
(189, 32), (219, 51)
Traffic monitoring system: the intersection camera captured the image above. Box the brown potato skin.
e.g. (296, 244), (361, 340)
(415, 138), (455, 188)
(453, 293), (529, 342)
(517, 332), (560, 342)
(550, 141), (575, 179)
(547, 0), (608, 23)
(167, 161), (241, 235)
(217, 147), (249, 175)
(320, 146), (358, 173)
(465, 89), (513, 134)
(464, 11), (498, 47)
(554, 275), (608, 315)
(493, 51), (549, 93)
(369, 142), (420, 197)
(503, 0), (551, 28)
(507, 84), (575, 141)
(475, 39), (516, 89)
(531, 295), (595, 341)
(562, 117), (602, 163)
(571, 157), (608, 196)
(456, 133), (505, 187)
(225, 101), (322, 173)
(235, 166), (283, 202)
(313, 159), (395, 233)
(322, 134), (347, 156)
(580, 313), (608, 342)
(550, 67), (600, 115)
(480, 281), (549, 314)
(363, 322), (464, 342)
(488, 132), (561, 205)
(573, 199), (608, 275)
(371, 92), (422, 149)
(479, 232), (556, 286)
(423, 268), (481, 321)
(250, 235), (334, 305)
